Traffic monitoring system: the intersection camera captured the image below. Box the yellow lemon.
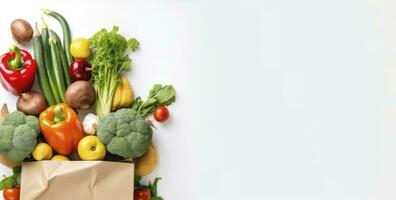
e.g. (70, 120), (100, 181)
(78, 136), (106, 161)
(70, 38), (91, 59)
(32, 143), (53, 161)
(51, 155), (70, 161)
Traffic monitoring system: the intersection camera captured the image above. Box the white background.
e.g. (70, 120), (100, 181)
(0, 0), (395, 199)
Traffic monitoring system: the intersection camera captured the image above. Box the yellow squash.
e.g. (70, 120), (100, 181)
(112, 76), (133, 111)
(135, 142), (159, 176)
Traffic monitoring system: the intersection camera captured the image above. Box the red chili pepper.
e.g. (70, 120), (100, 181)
(0, 45), (37, 95)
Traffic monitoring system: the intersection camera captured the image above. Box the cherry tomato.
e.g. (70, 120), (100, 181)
(69, 59), (92, 81)
(3, 187), (20, 200)
(153, 106), (169, 123)
(134, 188), (151, 200)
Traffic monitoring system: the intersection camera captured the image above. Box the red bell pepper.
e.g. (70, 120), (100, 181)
(0, 45), (37, 95)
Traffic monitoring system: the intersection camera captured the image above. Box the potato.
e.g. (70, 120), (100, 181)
(135, 142), (158, 176)
(10, 19), (33, 45)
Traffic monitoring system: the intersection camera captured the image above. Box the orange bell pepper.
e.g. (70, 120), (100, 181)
(39, 103), (85, 155)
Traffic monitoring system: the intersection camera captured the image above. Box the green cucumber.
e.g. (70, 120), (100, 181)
(41, 18), (61, 103)
(42, 9), (73, 66)
(32, 24), (56, 105)
(50, 30), (72, 86)
(49, 37), (67, 102)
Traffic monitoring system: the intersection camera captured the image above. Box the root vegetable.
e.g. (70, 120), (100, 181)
(65, 81), (96, 109)
(10, 19), (33, 45)
(16, 91), (48, 116)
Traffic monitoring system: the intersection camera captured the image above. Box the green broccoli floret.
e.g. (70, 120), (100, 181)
(0, 111), (40, 162)
(97, 109), (153, 158)
(1, 112), (26, 127)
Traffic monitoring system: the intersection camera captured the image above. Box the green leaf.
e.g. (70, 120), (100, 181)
(151, 177), (161, 196)
(143, 99), (158, 109)
(151, 197), (164, 200)
(0, 181), (4, 191)
(128, 38), (140, 52)
(131, 97), (143, 110)
(12, 166), (21, 174)
(3, 176), (17, 188)
(134, 175), (142, 187)
(140, 107), (154, 117)
(148, 85), (162, 98)
(154, 85), (176, 105)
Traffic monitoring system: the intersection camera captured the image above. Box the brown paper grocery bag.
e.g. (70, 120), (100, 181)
(21, 161), (134, 200)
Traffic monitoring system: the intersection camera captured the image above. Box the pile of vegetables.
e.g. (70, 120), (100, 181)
(0, 9), (176, 200)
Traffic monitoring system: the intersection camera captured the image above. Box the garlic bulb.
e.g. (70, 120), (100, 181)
(83, 113), (98, 135)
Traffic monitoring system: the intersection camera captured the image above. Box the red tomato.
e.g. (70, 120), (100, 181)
(3, 187), (20, 200)
(134, 188), (151, 200)
(153, 106), (170, 123)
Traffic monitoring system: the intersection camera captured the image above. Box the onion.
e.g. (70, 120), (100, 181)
(16, 92), (48, 116)
(10, 19), (33, 45)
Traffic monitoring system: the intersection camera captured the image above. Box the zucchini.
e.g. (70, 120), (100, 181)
(41, 18), (61, 103)
(42, 9), (73, 66)
(50, 30), (72, 86)
(32, 24), (56, 105)
(49, 37), (67, 102)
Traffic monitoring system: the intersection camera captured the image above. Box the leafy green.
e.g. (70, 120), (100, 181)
(0, 166), (21, 191)
(131, 84), (176, 117)
(128, 38), (140, 52)
(89, 26), (139, 117)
